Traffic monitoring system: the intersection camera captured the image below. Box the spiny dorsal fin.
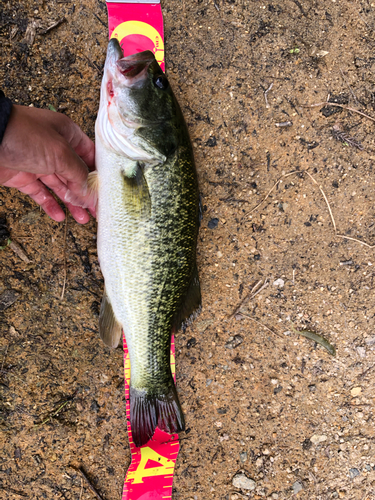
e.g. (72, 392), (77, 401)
(172, 262), (201, 333)
(99, 289), (122, 348)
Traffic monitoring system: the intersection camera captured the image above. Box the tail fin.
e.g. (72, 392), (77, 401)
(130, 385), (185, 447)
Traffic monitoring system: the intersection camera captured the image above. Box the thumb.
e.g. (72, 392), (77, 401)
(54, 139), (90, 199)
(52, 112), (95, 171)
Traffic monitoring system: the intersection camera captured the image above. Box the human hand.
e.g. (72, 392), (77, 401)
(0, 105), (96, 224)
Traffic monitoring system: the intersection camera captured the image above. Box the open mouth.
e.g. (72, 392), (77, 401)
(116, 50), (155, 79)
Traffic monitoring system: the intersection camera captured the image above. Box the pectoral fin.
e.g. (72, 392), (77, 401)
(172, 262), (201, 333)
(122, 162), (151, 217)
(64, 170), (99, 210)
(99, 289), (122, 348)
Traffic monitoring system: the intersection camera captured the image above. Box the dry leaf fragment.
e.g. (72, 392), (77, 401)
(22, 19), (42, 45)
(9, 241), (31, 263)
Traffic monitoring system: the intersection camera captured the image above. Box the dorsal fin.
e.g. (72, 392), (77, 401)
(172, 262), (201, 333)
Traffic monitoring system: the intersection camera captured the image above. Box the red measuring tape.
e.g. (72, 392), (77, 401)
(105, 2), (180, 499)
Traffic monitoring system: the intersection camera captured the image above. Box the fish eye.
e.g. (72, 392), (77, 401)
(153, 75), (169, 90)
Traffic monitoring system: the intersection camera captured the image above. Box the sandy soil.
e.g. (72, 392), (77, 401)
(1, 1), (375, 499)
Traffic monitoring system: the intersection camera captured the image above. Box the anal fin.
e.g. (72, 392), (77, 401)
(99, 289), (122, 348)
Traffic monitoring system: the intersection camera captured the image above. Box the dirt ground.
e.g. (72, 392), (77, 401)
(1, 0), (375, 499)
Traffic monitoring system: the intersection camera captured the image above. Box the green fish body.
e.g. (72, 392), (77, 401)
(95, 40), (200, 447)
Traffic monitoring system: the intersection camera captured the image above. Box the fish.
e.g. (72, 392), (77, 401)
(94, 39), (201, 447)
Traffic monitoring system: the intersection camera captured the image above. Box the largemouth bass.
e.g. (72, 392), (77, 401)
(95, 39), (201, 447)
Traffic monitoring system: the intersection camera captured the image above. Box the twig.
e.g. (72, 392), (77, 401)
(9, 240), (31, 263)
(229, 278), (269, 318)
(336, 235), (375, 248)
(237, 313), (283, 338)
(304, 101), (375, 124)
(219, 197), (250, 203)
(359, 364), (375, 380)
(332, 124), (364, 151)
(275, 121), (293, 127)
(1, 345), (9, 373)
(250, 279), (270, 300)
(34, 400), (70, 428)
(304, 170), (337, 233)
(339, 68), (359, 105)
(0, 487), (27, 498)
(213, 0), (220, 11)
(250, 279), (263, 295)
(264, 83), (273, 108)
(247, 170), (298, 215)
(71, 467), (105, 500)
(41, 18), (66, 34)
(79, 478), (83, 500)
(61, 214), (68, 300)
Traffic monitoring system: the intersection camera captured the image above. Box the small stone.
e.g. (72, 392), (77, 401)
(232, 472), (256, 491)
(356, 347), (366, 358)
(239, 452), (248, 463)
(0, 289), (19, 312)
(349, 468), (360, 479)
(271, 494), (279, 500)
(99, 373), (109, 383)
(310, 434), (327, 445)
(217, 251), (223, 258)
(351, 387), (362, 397)
(273, 278), (285, 288)
(219, 433), (229, 442)
(365, 464), (372, 472)
(208, 218), (219, 229)
(225, 334), (243, 349)
(292, 481), (303, 494)
(9, 326), (20, 337)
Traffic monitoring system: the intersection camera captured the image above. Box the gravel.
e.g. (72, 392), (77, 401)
(232, 472), (256, 491)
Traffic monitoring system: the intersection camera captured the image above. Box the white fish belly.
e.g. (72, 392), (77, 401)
(96, 142), (155, 386)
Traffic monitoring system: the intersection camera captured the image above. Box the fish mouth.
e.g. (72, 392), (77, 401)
(105, 39), (156, 88)
(116, 50), (156, 81)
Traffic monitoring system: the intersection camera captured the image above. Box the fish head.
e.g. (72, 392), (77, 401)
(98, 39), (182, 162)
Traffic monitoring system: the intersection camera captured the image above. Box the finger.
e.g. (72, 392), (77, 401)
(40, 174), (91, 224)
(17, 179), (66, 222)
(53, 141), (90, 198)
(65, 202), (91, 224)
(88, 206), (97, 218)
(54, 114), (95, 170)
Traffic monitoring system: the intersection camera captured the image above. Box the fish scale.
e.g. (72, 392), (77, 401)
(95, 39), (201, 447)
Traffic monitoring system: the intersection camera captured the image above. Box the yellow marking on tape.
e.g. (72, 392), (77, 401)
(111, 20), (164, 64)
(126, 446), (175, 484)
